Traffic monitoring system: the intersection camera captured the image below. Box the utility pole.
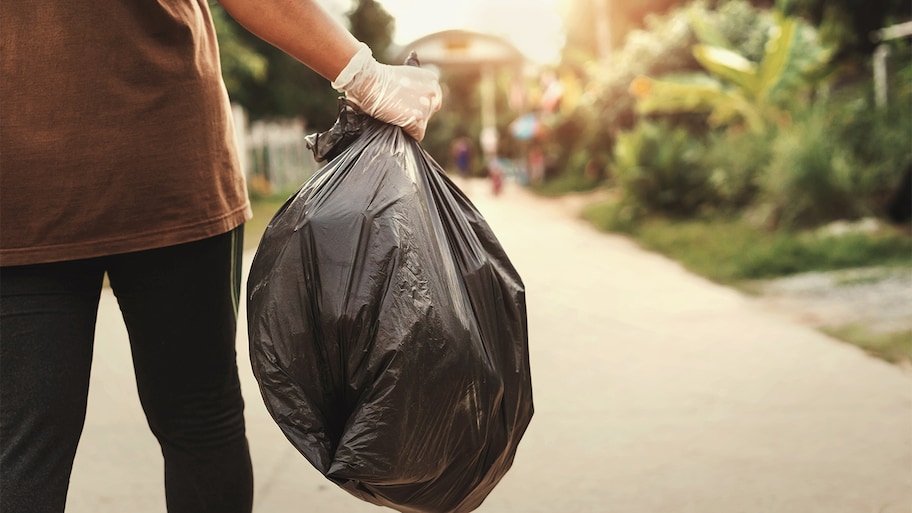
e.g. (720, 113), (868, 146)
(872, 21), (912, 108)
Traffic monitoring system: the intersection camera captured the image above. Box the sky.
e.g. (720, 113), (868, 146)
(326, 0), (568, 66)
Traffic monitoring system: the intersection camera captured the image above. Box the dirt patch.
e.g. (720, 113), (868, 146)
(753, 267), (912, 333)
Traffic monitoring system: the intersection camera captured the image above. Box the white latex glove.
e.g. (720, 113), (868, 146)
(332, 43), (442, 141)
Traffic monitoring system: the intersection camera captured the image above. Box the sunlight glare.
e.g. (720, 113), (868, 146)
(376, 0), (566, 65)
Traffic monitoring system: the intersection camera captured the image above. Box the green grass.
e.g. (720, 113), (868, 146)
(531, 172), (601, 197)
(822, 325), (912, 365)
(582, 202), (912, 285)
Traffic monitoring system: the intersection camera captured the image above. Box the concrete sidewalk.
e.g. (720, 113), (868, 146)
(66, 180), (912, 512)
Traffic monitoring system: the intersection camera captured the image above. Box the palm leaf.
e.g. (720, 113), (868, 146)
(756, 15), (799, 102)
(693, 45), (761, 97)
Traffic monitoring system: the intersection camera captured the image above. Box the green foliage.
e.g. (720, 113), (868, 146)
(780, 0), (912, 59)
(689, 0), (773, 62)
(572, 1), (908, 232)
(543, 4), (704, 190)
(613, 120), (713, 217)
(551, 1), (799, 189)
(580, 200), (640, 234)
(734, 231), (912, 278)
(635, 8), (833, 133)
(761, 105), (862, 228)
(823, 324), (912, 364)
(347, 0), (395, 62)
(759, 73), (912, 228)
(210, 0), (398, 129)
(830, 54), (912, 204)
(210, 4), (267, 93)
(700, 127), (772, 210)
(210, 4), (340, 127)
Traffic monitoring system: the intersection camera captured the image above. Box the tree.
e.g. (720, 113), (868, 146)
(778, 0), (911, 59)
(210, 3), (339, 128)
(347, 0), (395, 62)
(210, 1), (399, 129)
(210, 4), (267, 94)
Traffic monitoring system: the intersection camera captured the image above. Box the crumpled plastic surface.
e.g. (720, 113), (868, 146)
(246, 102), (534, 513)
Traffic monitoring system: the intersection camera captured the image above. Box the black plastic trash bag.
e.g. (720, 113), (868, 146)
(247, 101), (533, 513)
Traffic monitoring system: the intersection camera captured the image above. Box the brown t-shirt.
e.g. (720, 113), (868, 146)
(0, 1), (252, 266)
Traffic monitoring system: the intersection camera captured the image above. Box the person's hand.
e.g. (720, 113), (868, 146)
(332, 43), (442, 141)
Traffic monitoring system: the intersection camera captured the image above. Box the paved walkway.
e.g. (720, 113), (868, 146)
(66, 179), (912, 512)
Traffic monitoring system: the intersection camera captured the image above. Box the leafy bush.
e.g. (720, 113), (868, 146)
(634, 8), (833, 134)
(695, 0), (773, 62)
(699, 127), (772, 211)
(736, 231), (912, 278)
(759, 73), (912, 228)
(830, 54), (912, 209)
(613, 120), (713, 217)
(760, 104), (862, 228)
(544, 0), (781, 193)
(823, 325), (912, 364)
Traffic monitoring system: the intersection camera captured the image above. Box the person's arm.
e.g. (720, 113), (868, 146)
(216, 0), (441, 140)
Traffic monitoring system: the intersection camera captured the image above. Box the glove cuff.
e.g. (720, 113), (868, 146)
(331, 42), (373, 92)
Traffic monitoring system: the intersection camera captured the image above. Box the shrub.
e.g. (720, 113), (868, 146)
(613, 120), (713, 217)
(547, 1), (778, 192)
(759, 68), (912, 228)
(699, 127), (773, 211)
(830, 55), (912, 213)
(699, 0), (773, 62)
(761, 104), (863, 228)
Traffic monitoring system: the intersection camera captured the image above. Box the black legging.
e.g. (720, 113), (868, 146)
(0, 226), (253, 513)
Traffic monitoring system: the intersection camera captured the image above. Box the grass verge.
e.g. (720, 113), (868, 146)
(245, 195), (292, 252)
(581, 202), (912, 286)
(530, 173), (601, 197)
(822, 325), (912, 365)
(582, 199), (912, 365)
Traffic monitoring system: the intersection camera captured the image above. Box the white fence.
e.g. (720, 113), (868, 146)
(232, 104), (321, 194)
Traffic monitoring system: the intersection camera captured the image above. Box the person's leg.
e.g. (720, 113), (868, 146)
(107, 226), (252, 513)
(0, 260), (105, 513)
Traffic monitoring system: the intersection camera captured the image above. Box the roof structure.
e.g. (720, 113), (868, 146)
(392, 29), (526, 69)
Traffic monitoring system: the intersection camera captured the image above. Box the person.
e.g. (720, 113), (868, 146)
(527, 143), (546, 186)
(0, 1), (442, 512)
(487, 157), (506, 197)
(451, 136), (472, 180)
